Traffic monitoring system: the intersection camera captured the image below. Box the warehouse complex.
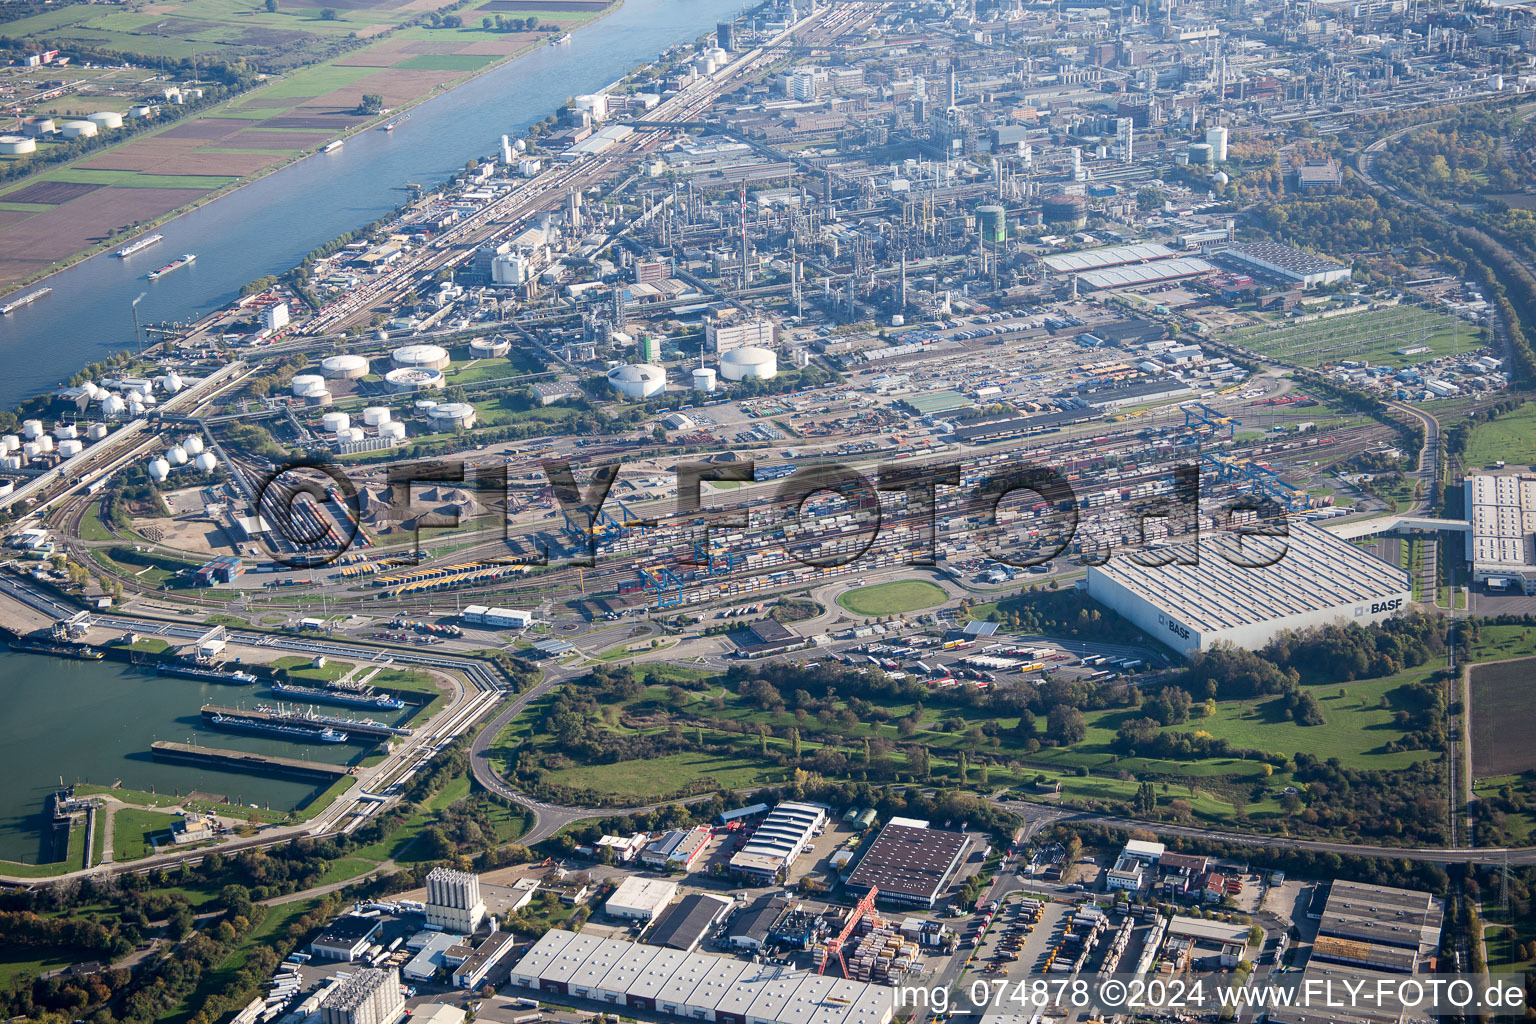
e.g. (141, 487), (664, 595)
(1267, 881), (1443, 1024)
(508, 930), (896, 1024)
(1084, 522), (1411, 655)
(843, 818), (971, 908)
(1464, 472), (1536, 593)
(1213, 241), (1352, 288)
(729, 801), (827, 882)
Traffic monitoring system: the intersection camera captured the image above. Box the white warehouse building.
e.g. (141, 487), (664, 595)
(727, 802), (825, 882)
(1084, 522), (1411, 655)
(1465, 472), (1536, 592)
(604, 877), (679, 921)
(509, 930), (895, 1024)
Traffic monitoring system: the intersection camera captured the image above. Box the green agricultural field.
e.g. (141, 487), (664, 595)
(1461, 405), (1536, 469)
(34, 168), (239, 191)
(1232, 304), (1478, 368)
(397, 54), (497, 72)
(112, 808), (181, 862)
(837, 579), (947, 616)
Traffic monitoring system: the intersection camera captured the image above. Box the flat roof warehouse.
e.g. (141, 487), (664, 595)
(843, 819), (971, 907)
(509, 930), (895, 1024)
(1084, 522), (1411, 654)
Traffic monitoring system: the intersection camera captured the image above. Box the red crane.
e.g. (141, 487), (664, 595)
(818, 886), (879, 976)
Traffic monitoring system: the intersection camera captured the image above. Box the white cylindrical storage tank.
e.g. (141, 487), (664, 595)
(87, 111), (123, 130)
(21, 442), (40, 460)
(426, 402), (477, 430)
(101, 394), (125, 418)
(60, 120), (98, 139)
(194, 452), (218, 473)
(391, 343), (450, 370)
(22, 420), (42, 439)
(291, 373), (326, 398)
(693, 367), (717, 392)
(0, 434), (18, 452)
(380, 421), (406, 440)
(58, 439), (83, 458)
(362, 406), (391, 426)
(56, 424), (78, 440)
(0, 136), (36, 155)
(163, 370), (183, 394)
(720, 346), (778, 381)
(1188, 142), (1213, 165)
(606, 363), (666, 399)
(321, 353), (370, 380)
(147, 457), (169, 482)
(166, 444), (187, 466)
(342, 427), (365, 442)
(182, 434), (204, 455)
(37, 435), (53, 453)
(321, 411), (351, 434)
(414, 399), (439, 413)
(469, 336), (511, 358)
(0, 455), (20, 471)
(384, 367), (443, 392)
(0, 480), (13, 499)
(87, 423), (108, 441)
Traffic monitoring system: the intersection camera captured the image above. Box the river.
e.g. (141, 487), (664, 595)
(0, 0), (747, 411)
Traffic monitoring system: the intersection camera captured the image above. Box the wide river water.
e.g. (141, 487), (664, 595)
(0, 0), (748, 411)
(0, 0), (748, 863)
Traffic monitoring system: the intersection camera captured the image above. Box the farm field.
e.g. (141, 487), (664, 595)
(1231, 304), (1479, 368)
(0, 3), (611, 288)
(837, 579), (948, 616)
(1469, 657), (1536, 776)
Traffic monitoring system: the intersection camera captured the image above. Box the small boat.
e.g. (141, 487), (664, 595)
(115, 234), (163, 258)
(147, 254), (196, 280)
(322, 139), (343, 154)
(551, 32), (572, 45)
(379, 113), (410, 132)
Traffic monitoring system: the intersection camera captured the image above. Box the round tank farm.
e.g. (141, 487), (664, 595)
(291, 374), (327, 398)
(608, 363), (666, 398)
(426, 402), (476, 430)
(385, 367), (444, 392)
(321, 353), (370, 380)
(720, 346), (777, 381)
(392, 343), (451, 371)
(469, 336), (511, 358)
